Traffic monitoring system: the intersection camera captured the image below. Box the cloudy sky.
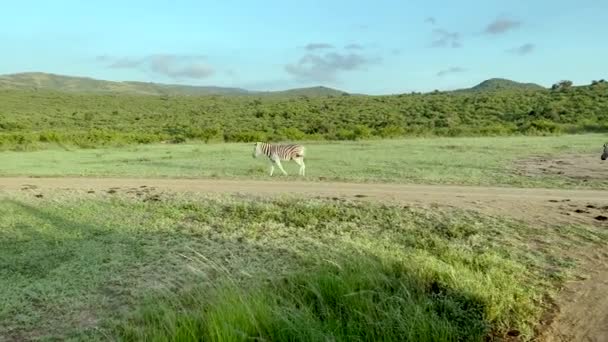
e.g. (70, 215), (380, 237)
(1, 0), (606, 94)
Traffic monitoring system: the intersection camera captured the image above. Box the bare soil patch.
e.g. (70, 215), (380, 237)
(516, 154), (608, 183)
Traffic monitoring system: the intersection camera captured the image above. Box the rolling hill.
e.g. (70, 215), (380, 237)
(0, 71), (606, 147)
(0, 72), (553, 97)
(0, 72), (348, 97)
(455, 78), (546, 93)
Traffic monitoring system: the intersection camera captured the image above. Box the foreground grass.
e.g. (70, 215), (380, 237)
(0, 134), (607, 188)
(1, 192), (606, 341)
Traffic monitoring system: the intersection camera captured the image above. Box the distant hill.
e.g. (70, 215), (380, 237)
(1, 73), (606, 147)
(454, 78), (546, 93)
(260, 86), (349, 97)
(0, 72), (347, 97)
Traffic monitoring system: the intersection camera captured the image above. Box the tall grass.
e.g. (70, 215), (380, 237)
(2, 193), (606, 340)
(119, 254), (492, 341)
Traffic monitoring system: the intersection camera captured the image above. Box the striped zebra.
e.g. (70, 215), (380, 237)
(252, 142), (306, 176)
(602, 143), (607, 161)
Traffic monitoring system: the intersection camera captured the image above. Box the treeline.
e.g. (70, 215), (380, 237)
(0, 82), (607, 148)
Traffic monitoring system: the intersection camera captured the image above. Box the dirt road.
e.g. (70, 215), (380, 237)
(0, 176), (607, 201)
(1, 176), (607, 341)
(2, 176), (607, 225)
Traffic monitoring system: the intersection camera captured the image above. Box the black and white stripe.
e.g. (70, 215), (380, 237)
(252, 142), (306, 176)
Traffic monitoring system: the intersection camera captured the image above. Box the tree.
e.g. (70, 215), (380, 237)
(551, 80), (573, 91)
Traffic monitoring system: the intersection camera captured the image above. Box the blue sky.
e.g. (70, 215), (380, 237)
(1, 0), (606, 94)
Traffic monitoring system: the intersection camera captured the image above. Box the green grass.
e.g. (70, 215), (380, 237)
(1, 192), (606, 341)
(0, 134), (606, 188)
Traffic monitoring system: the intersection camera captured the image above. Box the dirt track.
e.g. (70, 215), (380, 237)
(1, 176), (607, 201)
(2, 176), (608, 226)
(1, 176), (607, 342)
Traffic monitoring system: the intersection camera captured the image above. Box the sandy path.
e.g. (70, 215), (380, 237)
(2, 177), (607, 225)
(1, 176), (607, 341)
(0, 176), (607, 201)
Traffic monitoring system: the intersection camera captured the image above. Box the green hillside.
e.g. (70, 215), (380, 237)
(0, 72), (346, 97)
(0, 72), (552, 97)
(260, 86), (349, 97)
(455, 78), (546, 93)
(0, 75), (607, 148)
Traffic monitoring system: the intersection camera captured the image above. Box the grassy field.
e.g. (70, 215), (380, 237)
(1, 191), (606, 341)
(0, 134), (606, 188)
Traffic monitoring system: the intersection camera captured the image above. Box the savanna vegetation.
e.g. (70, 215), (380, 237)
(1, 74), (607, 342)
(2, 192), (606, 341)
(1, 77), (607, 149)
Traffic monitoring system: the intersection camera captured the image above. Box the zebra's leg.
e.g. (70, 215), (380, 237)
(276, 160), (288, 175)
(269, 161), (275, 176)
(294, 157), (305, 176)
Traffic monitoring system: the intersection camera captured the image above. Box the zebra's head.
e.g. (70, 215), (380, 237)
(252, 142), (261, 158)
(602, 143), (608, 161)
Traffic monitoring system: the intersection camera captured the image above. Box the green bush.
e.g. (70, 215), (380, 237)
(225, 130), (268, 143)
(335, 128), (356, 140)
(278, 127), (306, 140)
(519, 120), (563, 135)
(378, 125), (406, 138)
(38, 131), (63, 143)
(0, 82), (607, 148)
(352, 124), (372, 139)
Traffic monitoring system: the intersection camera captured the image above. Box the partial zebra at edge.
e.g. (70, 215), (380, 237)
(252, 142), (306, 176)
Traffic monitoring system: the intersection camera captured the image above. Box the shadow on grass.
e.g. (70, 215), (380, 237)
(1, 200), (110, 280)
(1, 198), (519, 342)
(116, 250), (492, 342)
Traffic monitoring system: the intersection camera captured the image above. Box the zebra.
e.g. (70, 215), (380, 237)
(252, 142), (306, 176)
(602, 143), (607, 161)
